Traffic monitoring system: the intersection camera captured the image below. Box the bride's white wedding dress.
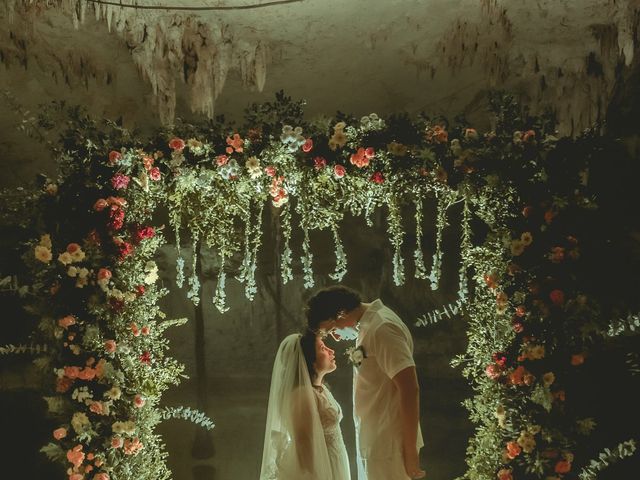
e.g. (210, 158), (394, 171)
(260, 334), (351, 480)
(313, 385), (350, 479)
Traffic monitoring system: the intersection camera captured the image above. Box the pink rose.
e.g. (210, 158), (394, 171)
(93, 474), (110, 480)
(66, 243), (81, 254)
(53, 427), (67, 440)
(66, 445), (85, 467)
(111, 173), (130, 190)
(93, 198), (109, 212)
(149, 167), (161, 181)
(140, 326), (150, 336)
(216, 155), (229, 166)
(334, 164), (346, 178)
(59, 316), (76, 329)
(168, 137), (185, 151)
(108, 150), (122, 165)
(302, 138), (313, 153)
(104, 340), (117, 353)
(264, 165), (276, 177)
(131, 323), (140, 337)
(134, 394), (146, 408)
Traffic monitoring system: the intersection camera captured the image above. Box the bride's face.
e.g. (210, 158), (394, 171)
(313, 337), (336, 375)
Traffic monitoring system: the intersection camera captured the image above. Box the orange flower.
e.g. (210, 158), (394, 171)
(554, 460), (571, 474)
(53, 427), (67, 440)
(225, 133), (244, 154)
(571, 353), (585, 366)
(506, 441), (521, 459)
(66, 445), (85, 468)
(59, 315), (76, 329)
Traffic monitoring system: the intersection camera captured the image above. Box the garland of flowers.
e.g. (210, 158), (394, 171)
(2, 91), (638, 480)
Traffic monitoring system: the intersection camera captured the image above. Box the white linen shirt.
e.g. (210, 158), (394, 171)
(353, 299), (424, 465)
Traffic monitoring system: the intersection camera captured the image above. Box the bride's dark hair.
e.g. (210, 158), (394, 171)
(299, 330), (318, 382)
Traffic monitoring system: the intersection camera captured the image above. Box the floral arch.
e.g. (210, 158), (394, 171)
(1, 92), (638, 480)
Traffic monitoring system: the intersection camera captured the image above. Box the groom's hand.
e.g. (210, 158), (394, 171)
(403, 449), (426, 479)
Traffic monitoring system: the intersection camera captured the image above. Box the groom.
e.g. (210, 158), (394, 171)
(305, 285), (425, 480)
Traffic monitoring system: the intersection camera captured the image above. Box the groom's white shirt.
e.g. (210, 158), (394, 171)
(354, 299), (424, 473)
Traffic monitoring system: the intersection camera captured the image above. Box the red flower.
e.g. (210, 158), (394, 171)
(117, 241), (134, 260)
(94, 198), (109, 212)
(149, 167), (161, 181)
(108, 207), (125, 231)
(506, 441), (522, 459)
(549, 289), (565, 306)
(522, 206), (533, 217)
(492, 352), (507, 367)
(142, 155), (154, 170)
(108, 150), (122, 165)
(111, 173), (130, 190)
(512, 321), (524, 333)
(225, 133), (244, 154)
(216, 154), (229, 166)
(140, 351), (151, 364)
(515, 305), (526, 317)
(135, 285), (146, 296)
(313, 156), (327, 170)
(132, 225), (155, 244)
(370, 171), (384, 184)
(334, 164), (346, 178)
(168, 137), (185, 151)
(109, 298), (125, 312)
(265, 165), (277, 177)
(302, 138), (313, 153)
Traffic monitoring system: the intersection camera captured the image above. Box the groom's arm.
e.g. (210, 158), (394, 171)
(393, 366), (424, 478)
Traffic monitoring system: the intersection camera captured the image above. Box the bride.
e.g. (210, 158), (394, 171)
(260, 331), (351, 479)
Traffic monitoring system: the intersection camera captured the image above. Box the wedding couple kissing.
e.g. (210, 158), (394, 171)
(260, 285), (425, 480)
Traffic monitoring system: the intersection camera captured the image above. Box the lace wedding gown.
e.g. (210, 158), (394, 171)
(313, 385), (351, 480)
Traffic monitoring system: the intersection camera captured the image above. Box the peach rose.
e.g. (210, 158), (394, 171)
(53, 427), (67, 440)
(97, 268), (112, 281)
(111, 436), (123, 449)
(140, 326), (150, 336)
(59, 316), (76, 329)
(93, 473), (110, 480)
(133, 394), (146, 408)
(66, 445), (85, 468)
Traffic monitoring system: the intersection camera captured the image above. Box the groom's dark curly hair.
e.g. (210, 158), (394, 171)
(305, 285), (362, 332)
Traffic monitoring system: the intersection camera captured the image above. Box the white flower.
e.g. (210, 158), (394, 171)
(67, 266), (79, 277)
(72, 386), (94, 404)
(245, 156), (262, 179)
(346, 345), (366, 367)
(71, 412), (91, 433)
(112, 420), (136, 435)
(39, 234), (52, 249)
(144, 261), (159, 285)
(105, 386), (122, 400)
(70, 248), (85, 263)
(58, 252), (73, 265)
